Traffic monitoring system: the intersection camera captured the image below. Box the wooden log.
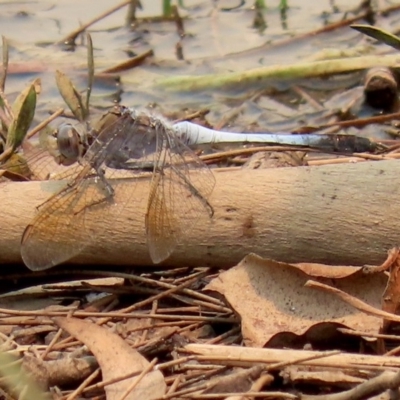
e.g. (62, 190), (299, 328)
(1, 160), (399, 269)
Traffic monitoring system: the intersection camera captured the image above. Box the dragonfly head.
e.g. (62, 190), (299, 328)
(54, 123), (87, 166)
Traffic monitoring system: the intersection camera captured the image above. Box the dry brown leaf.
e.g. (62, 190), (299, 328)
(294, 262), (363, 278)
(206, 254), (386, 347)
(55, 317), (166, 400)
(382, 254), (400, 333)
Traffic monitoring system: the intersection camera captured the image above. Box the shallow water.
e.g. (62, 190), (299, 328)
(0, 0), (399, 133)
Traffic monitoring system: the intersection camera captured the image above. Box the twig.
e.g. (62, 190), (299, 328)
(101, 49), (153, 74)
(55, 0), (132, 45)
(118, 358), (158, 400)
(337, 327), (400, 341)
(0, 307), (237, 323)
(64, 368), (101, 400)
(188, 392), (296, 399)
(26, 108), (64, 139)
(305, 280), (400, 322)
(302, 369), (400, 400)
(0, 87), (13, 122)
(292, 85), (324, 111)
(83, 365), (147, 394)
(362, 247), (399, 274)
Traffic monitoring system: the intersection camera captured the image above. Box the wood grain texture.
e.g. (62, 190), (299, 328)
(1, 160), (398, 269)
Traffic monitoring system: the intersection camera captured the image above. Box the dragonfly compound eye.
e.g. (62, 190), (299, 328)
(56, 123), (84, 165)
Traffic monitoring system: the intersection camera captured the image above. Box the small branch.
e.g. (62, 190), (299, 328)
(55, 0), (132, 45)
(26, 108), (64, 139)
(303, 369), (400, 400)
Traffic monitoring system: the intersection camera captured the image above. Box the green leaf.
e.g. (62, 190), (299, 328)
(55, 70), (87, 122)
(163, 0), (172, 17)
(85, 33), (94, 113)
(351, 24), (400, 51)
(1, 35), (9, 92)
(6, 80), (38, 151)
(0, 36), (10, 136)
(254, 0), (267, 9)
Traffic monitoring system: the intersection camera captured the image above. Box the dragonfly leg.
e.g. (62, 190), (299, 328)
(35, 178), (81, 212)
(169, 165), (214, 217)
(72, 171), (114, 216)
(97, 167), (115, 197)
(35, 167), (115, 217)
(72, 194), (112, 216)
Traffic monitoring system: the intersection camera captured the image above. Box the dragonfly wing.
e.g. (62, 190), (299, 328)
(21, 164), (113, 270)
(21, 115), (145, 271)
(21, 107), (215, 269)
(21, 139), (77, 181)
(146, 173), (179, 263)
(83, 109), (141, 169)
(146, 124), (216, 264)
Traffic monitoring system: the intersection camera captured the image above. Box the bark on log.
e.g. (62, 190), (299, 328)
(1, 160), (399, 269)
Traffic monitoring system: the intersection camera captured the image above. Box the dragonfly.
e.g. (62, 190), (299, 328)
(20, 106), (378, 271)
(20, 106), (216, 271)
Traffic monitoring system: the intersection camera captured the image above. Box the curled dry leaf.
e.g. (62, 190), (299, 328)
(363, 67), (399, 111)
(55, 317), (166, 400)
(0, 152), (31, 179)
(55, 70), (87, 122)
(380, 251), (400, 333)
(206, 254), (387, 347)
